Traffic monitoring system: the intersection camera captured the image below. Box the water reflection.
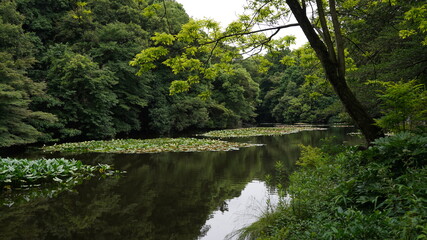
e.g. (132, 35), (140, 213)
(0, 127), (361, 240)
(199, 180), (280, 240)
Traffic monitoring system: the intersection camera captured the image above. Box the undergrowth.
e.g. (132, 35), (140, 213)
(240, 132), (427, 240)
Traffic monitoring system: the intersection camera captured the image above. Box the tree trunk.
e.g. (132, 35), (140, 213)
(286, 0), (384, 143)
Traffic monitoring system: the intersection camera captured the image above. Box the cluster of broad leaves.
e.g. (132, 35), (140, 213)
(201, 126), (325, 138)
(0, 157), (114, 188)
(0, 157), (120, 207)
(43, 138), (261, 154)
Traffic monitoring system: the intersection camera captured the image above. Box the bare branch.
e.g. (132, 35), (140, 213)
(206, 39), (220, 64)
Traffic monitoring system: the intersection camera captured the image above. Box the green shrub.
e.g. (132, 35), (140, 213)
(373, 80), (427, 132)
(242, 132), (427, 239)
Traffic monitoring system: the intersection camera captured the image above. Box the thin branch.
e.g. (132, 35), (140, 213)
(161, 0), (173, 33)
(329, 0), (345, 77)
(344, 35), (379, 80)
(203, 23), (300, 45)
(202, 23), (299, 63)
(316, 0), (337, 64)
(206, 40), (220, 64)
(241, 44), (266, 57)
(403, 58), (427, 70)
(243, 1), (272, 33)
(309, 1), (316, 22)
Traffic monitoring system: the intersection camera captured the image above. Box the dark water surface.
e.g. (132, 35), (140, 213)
(0, 127), (362, 240)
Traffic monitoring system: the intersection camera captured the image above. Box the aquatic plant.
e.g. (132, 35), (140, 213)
(201, 126), (325, 138)
(1, 157), (121, 207)
(0, 157), (115, 188)
(43, 138), (261, 154)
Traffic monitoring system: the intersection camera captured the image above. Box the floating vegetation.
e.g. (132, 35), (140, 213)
(0, 158), (117, 188)
(200, 126), (326, 138)
(0, 157), (121, 207)
(43, 138), (261, 154)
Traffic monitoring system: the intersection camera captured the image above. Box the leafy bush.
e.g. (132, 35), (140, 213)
(241, 132), (427, 239)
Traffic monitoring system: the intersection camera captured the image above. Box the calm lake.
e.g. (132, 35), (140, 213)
(0, 127), (362, 240)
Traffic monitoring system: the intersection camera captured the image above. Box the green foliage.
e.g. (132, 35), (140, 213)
(42, 45), (118, 139)
(212, 67), (260, 122)
(131, 16), (261, 132)
(0, 157), (114, 188)
(399, 3), (427, 45)
(0, 1), (55, 147)
(254, 46), (342, 124)
(205, 102), (241, 129)
(296, 145), (326, 167)
(8, 0), (263, 141)
(1, 157), (122, 207)
(371, 80), (427, 132)
(201, 126), (325, 138)
(132, 18), (239, 96)
(131, 46), (169, 73)
(2, 0), (422, 148)
(43, 138), (260, 154)
(366, 132), (427, 175)
(90, 21), (151, 134)
(244, 132), (427, 239)
(1, 0), (193, 143)
(169, 97), (209, 131)
(343, 0), (427, 120)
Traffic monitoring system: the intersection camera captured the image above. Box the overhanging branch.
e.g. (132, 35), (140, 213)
(204, 23), (299, 63)
(208, 23), (300, 44)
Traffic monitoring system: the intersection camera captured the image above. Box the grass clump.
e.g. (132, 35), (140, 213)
(43, 138), (261, 154)
(240, 132), (427, 240)
(201, 126), (325, 138)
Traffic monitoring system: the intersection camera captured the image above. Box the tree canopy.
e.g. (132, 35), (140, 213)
(0, 0), (425, 147)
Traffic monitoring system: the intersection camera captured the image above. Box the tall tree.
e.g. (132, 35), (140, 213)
(42, 45), (118, 139)
(0, 0), (55, 147)
(283, 0), (384, 143)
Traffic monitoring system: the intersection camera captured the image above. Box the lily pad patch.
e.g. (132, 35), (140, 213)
(43, 138), (262, 154)
(200, 126), (326, 138)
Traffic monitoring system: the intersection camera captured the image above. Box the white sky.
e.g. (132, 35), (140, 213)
(175, 0), (308, 49)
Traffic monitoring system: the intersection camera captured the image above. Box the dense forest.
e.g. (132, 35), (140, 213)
(1, 0), (426, 147)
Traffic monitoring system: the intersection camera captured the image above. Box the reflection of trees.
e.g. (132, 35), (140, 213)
(0, 128), (358, 240)
(238, 127), (361, 186)
(0, 144), (266, 239)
